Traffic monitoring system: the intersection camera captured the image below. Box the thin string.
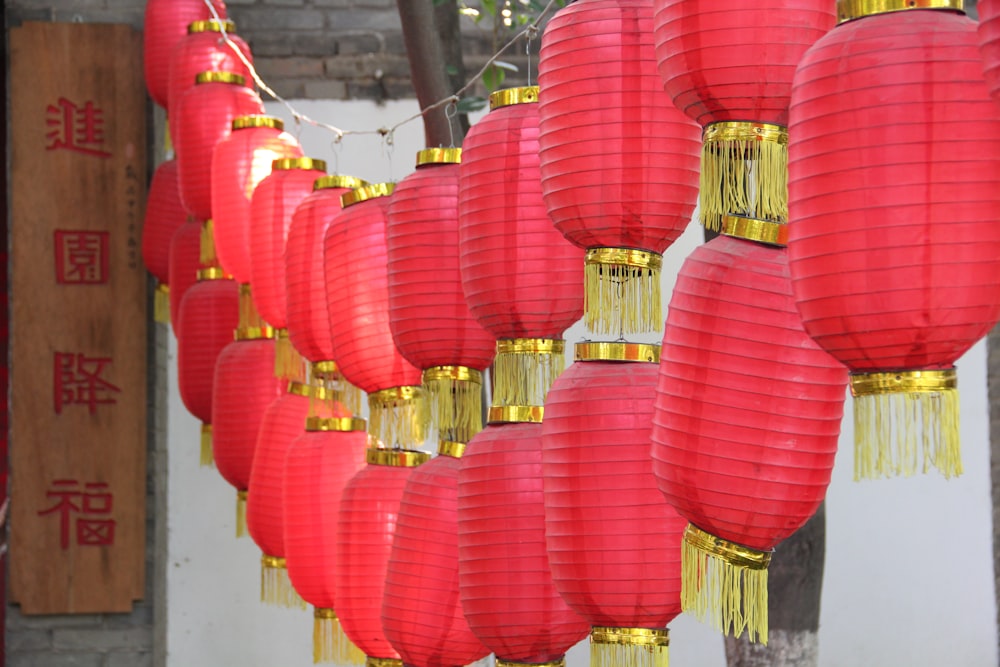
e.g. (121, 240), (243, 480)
(445, 101), (458, 149)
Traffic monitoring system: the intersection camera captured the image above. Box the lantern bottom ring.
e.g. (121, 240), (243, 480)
(305, 416), (366, 433)
(849, 368), (956, 396)
(837, 0), (963, 23)
(591, 627), (669, 647)
(487, 405), (543, 424)
(312, 359), (340, 379)
(364, 447), (431, 467)
(366, 657), (402, 667)
(590, 627), (669, 667)
(683, 524), (771, 570)
(422, 365), (483, 384)
(496, 659), (566, 667)
(721, 215), (787, 248)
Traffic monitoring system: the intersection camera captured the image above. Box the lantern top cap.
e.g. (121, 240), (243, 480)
(365, 447), (431, 467)
(195, 71), (244, 86)
(188, 19), (236, 34)
(288, 381), (330, 400)
(232, 115), (283, 131)
(314, 174), (367, 191)
(487, 405), (544, 424)
(195, 267), (227, 282)
(416, 147), (461, 166)
(305, 416), (366, 432)
(721, 214), (788, 247)
(272, 157), (327, 172)
(836, 0), (963, 23)
(574, 342), (660, 364)
(341, 182), (395, 208)
(489, 86), (539, 110)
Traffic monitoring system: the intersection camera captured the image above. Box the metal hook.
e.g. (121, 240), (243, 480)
(445, 100), (459, 149)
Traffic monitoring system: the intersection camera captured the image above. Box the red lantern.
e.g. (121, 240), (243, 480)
(175, 72), (264, 221)
(788, 1), (1000, 480)
(143, 0), (226, 109)
(167, 19), (253, 144)
(537, 0), (700, 336)
(652, 0), (836, 229)
(458, 421), (590, 665)
(284, 416), (368, 663)
(177, 268), (239, 466)
(337, 449), (431, 665)
(458, 87), (584, 407)
(212, 116), (302, 285)
(143, 159), (187, 322)
(542, 344), (686, 667)
(167, 217), (205, 334)
(651, 228), (847, 643)
(387, 148), (495, 445)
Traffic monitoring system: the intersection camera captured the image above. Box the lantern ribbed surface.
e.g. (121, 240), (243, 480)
(212, 121), (302, 284)
(177, 277), (239, 424)
(143, 0), (226, 109)
(324, 188), (423, 394)
(651, 235), (847, 642)
(168, 217), (204, 331)
(789, 7), (1000, 479)
(980, 0), (1000, 105)
(175, 78), (264, 221)
(142, 159), (187, 284)
(286, 177), (364, 364)
(250, 160), (327, 330)
(458, 422), (590, 663)
(458, 88), (584, 339)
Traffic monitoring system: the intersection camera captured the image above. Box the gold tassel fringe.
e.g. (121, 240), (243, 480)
(154, 283), (171, 324)
(200, 218), (217, 267)
(699, 122), (788, 231)
(200, 423), (214, 467)
(681, 524), (770, 644)
(236, 490), (248, 538)
(261, 555), (307, 609)
(584, 248), (662, 337)
(238, 284), (270, 331)
(367, 386), (430, 449)
(493, 339), (565, 407)
(590, 628), (668, 667)
(314, 608), (366, 665)
(274, 329), (307, 381)
(311, 362), (365, 418)
(423, 366), (483, 444)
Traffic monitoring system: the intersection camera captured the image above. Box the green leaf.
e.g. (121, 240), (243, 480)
(456, 96), (488, 113)
(482, 64), (506, 91)
(481, 0), (496, 17)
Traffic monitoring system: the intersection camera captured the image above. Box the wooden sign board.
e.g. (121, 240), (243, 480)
(9, 22), (148, 614)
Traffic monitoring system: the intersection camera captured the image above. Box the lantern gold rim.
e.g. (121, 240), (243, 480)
(590, 627), (669, 648)
(287, 381), (329, 400)
(489, 86), (539, 110)
(234, 325), (275, 341)
(155, 282), (170, 295)
(275, 327), (289, 340)
(187, 19), (236, 33)
(311, 360), (340, 378)
(314, 607), (338, 620)
(305, 416), (366, 432)
(497, 660), (566, 667)
(422, 365), (482, 384)
(684, 524), (772, 570)
(496, 338), (564, 355)
(196, 267), (227, 281)
(849, 368), (957, 396)
(261, 554), (286, 569)
(314, 174), (367, 191)
(837, 0), (963, 23)
(366, 658), (403, 667)
(195, 71), (245, 86)
(574, 342), (660, 364)
(369, 385), (423, 406)
(703, 121), (787, 145)
(272, 157), (327, 172)
(488, 405), (544, 424)
(721, 214), (788, 247)
(416, 147), (462, 166)
(365, 447), (430, 467)
(437, 440), (467, 458)
(341, 182), (395, 208)
(585, 247), (662, 271)
(232, 115), (284, 131)
(237, 489), (248, 501)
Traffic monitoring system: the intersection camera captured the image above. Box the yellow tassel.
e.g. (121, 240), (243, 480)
(154, 283), (171, 324)
(681, 524), (770, 644)
(422, 367), (483, 444)
(236, 490), (248, 538)
(200, 219), (217, 267)
(164, 123), (173, 156)
(200, 423), (214, 467)
(238, 284), (271, 331)
(274, 330), (307, 381)
(314, 608), (366, 665)
(584, 249), (662, 338)
(699, 122), (788, 231)
(261, 555), (307, 609)
(367, 386), (430, 449)
(590, 628), (668, 667)
(493, 339), (565, 407)
(310, 363), (366, 418)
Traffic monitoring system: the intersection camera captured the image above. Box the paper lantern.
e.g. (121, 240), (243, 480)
(788, 0), (1000, 479)
(542, 343), (686, 667)
(143, 159), (187, 322)
(167, 217), (205, 333)
(143, 0), (226, 109)
(167, 19), (253, 144)
(212, 115), (302, 284)
(284, 416), (368, 663)
(651, 224), (847, 643)
(387, 148), (495, 445)
(458, 87), (584, 407)
(175, 72), (264, 221)
(337, 449), (431, 665)
(652, 0), (836, 229)
(537, 0), (700, 336)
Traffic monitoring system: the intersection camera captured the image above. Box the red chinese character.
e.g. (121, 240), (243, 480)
(53, 352), (121, 415)
(45, 98), (111, 158)
(37, 480), (115, 549)
(54, 230), (109, 285)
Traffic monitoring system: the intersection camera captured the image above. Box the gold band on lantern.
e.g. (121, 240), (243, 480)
(315, 607), (337, 620)
(365, 448), (431, 467)
(288, 381), (329, 400)
(488, 405), (544, 424)
(312, 360), (340, 378)
(305, 416), (366, 432)
(422, 365), (483, 385)
(366, 658), (403, 667)
(703, 121), (787, 146)
(369, 385), (422, 405)
(272, 156), (327, 172)
(438, 440), (467, 458)
(575, 342), (660, 364)
(232, 115), (284, 131)
(721, 214), (788, 247)
(497, 660), (566, 667)
(850, 368), (957, 396)
(585, 247), (662, 271)
(196, 267), (227, 281)
(315, 174), (368, 191)
(684, 524), (771, 570)
(261, 554), (287, 570)
(195, 71), (244, 85)
(496, 338), (564, 356)
(837, 0), (963, 22)
(416, 147), (462, 166)
(591, 627), (670, 648)
(341, 182), (395, 208)
(490, 86), (539, 110)
(188, 19), (236, 33)
(234, 326), (275, 341)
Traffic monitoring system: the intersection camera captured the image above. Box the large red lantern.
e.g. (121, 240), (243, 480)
(143, 159), (187, 322)
(458, 87), (584, 408)
(788, 0), (1000, 480)
(174, 72), (264, 221)
(651, 226), (847, 643)
(212, 115), (302, 285)
(537, 0), (700, 336)
(652, 0), (836, 229)
(387, 148), (495, 445)
(143, 0), (226, 109)
(542, 344), (686, 667)
(167, 217), (206, 333)
(284, 416), (368, 663)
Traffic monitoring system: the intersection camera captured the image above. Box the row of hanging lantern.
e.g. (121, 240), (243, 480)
(140, 0), (1000, 662)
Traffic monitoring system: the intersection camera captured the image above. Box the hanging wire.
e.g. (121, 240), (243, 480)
(445, 101), (458, 149)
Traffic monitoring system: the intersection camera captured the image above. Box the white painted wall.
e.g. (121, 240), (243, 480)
(165, 98), (997, 667)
